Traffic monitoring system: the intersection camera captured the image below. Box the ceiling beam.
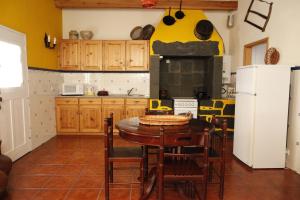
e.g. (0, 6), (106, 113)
(54, 0), (238, 10)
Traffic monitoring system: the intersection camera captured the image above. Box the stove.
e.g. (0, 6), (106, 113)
(173, 98), (198, 119)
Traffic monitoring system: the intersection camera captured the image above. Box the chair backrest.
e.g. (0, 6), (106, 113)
(104, 113), (114, 156)
(210, 116), (228, 159)
(159, 127), (210, 158)
(145, 108), (174, 115)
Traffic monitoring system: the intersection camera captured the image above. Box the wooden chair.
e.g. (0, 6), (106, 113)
(183, 117), (228, 200)
(157, 127), (210, 200)
(104, 113), (145, 200)
(143, 108), (174, 176)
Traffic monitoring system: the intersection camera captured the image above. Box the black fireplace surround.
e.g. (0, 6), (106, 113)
(150, 40), (223, 99)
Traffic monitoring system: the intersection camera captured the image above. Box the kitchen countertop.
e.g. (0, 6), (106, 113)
(56, 94), (149, 99)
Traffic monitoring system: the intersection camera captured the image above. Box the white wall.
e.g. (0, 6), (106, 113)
(63, 9), (164, 39)
(62, 9), (231, 52)
(230, 0), (300, 71)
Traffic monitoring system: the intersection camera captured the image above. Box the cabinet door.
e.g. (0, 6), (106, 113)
(102, 105), (125, 132)
(79, 105), (102, 134)
(103, 41), (125, 71)
(81, 40), (102, 71)
(126, 40), (148, 71)
(126, 105), (147, 118)
(56, 104), (79, 133)
(60, 40), (81, 70)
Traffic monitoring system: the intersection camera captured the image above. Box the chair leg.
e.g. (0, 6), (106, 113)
(109, 162), (113, 183)
(219, 163), (225, 200)
(140, 159), (144, 197)
(105, 161), (109, 200)
(208, 162), (213, 183)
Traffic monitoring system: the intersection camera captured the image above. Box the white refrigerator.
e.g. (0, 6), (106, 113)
(286, 68), (300, 174)
(233, 65), (291, 168)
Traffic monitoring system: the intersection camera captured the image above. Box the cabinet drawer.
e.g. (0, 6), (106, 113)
(102, 98), (125, 105)
(56, 98), (78, 105)
(126, 98), (148, 105)
(79, 98), (102, 105)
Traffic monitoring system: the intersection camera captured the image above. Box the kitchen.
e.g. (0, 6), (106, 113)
(0, 0), (300, 200)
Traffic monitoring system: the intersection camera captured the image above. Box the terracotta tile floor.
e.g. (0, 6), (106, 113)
(4, 135), (300, 200)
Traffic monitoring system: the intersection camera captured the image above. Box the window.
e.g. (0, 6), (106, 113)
(0, 41), (23, 88)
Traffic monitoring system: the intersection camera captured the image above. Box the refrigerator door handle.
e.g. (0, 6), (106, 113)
(236, 91), (257, 96)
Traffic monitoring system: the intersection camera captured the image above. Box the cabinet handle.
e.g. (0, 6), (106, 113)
(66, 100), (70, 103)
(88, 100), (93, 103)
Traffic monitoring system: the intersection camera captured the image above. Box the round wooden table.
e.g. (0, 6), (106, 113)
(116, 117), (212, 146)
(116, 117), (213, 200)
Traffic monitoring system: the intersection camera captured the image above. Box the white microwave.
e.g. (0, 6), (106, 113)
(62, 84), (84, 96)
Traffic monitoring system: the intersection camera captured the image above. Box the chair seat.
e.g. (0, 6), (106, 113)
(163, 158), (204, 177)
(111, 146), (143, 158)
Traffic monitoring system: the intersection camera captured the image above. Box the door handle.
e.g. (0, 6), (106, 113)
(0, 97), (2, 102)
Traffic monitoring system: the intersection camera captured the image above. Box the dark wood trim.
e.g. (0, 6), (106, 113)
(28, 66), (149, 73)
(54, 0), (238, 10)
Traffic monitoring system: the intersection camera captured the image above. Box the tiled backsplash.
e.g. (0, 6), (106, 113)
(63, 73), (150, 96)
(28, 69), (63, 149)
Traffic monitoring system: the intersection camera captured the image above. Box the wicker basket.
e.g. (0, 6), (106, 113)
(139, 114), (192, 126)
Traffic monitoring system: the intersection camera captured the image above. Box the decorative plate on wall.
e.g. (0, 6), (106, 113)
(265, 47), (280, 64)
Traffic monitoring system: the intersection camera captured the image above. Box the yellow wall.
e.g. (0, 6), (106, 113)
(0, 0), (62, 69)
(150, 10), (224, 55)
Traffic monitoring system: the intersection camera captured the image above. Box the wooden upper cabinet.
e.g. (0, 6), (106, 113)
(81, 40), (102, 71)
(103, 41), (126, 71)
(60, 40), (81, 70)
(126, 40), (149, 71)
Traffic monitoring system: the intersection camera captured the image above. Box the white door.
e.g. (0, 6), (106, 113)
(252, 66), (290, 168)
(0, 25), (31, 161)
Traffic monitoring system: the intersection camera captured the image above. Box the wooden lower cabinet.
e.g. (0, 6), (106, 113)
(125, 98), (148, 118)
(126, 105), (146, 118)
(102, 104), (125, 132)
(56, 104), (79, 133)
(79, 105), (102, 133)
(56, 97), (148, 135)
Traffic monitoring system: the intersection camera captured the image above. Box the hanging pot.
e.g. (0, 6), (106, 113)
(163, 7), (176, 26)
(175, 0), (185, 19)
(194, 20), (214, 40)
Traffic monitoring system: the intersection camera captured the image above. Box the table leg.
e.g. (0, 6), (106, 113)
(140, 167), (157, 200)
(143, 145), (149, 179)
